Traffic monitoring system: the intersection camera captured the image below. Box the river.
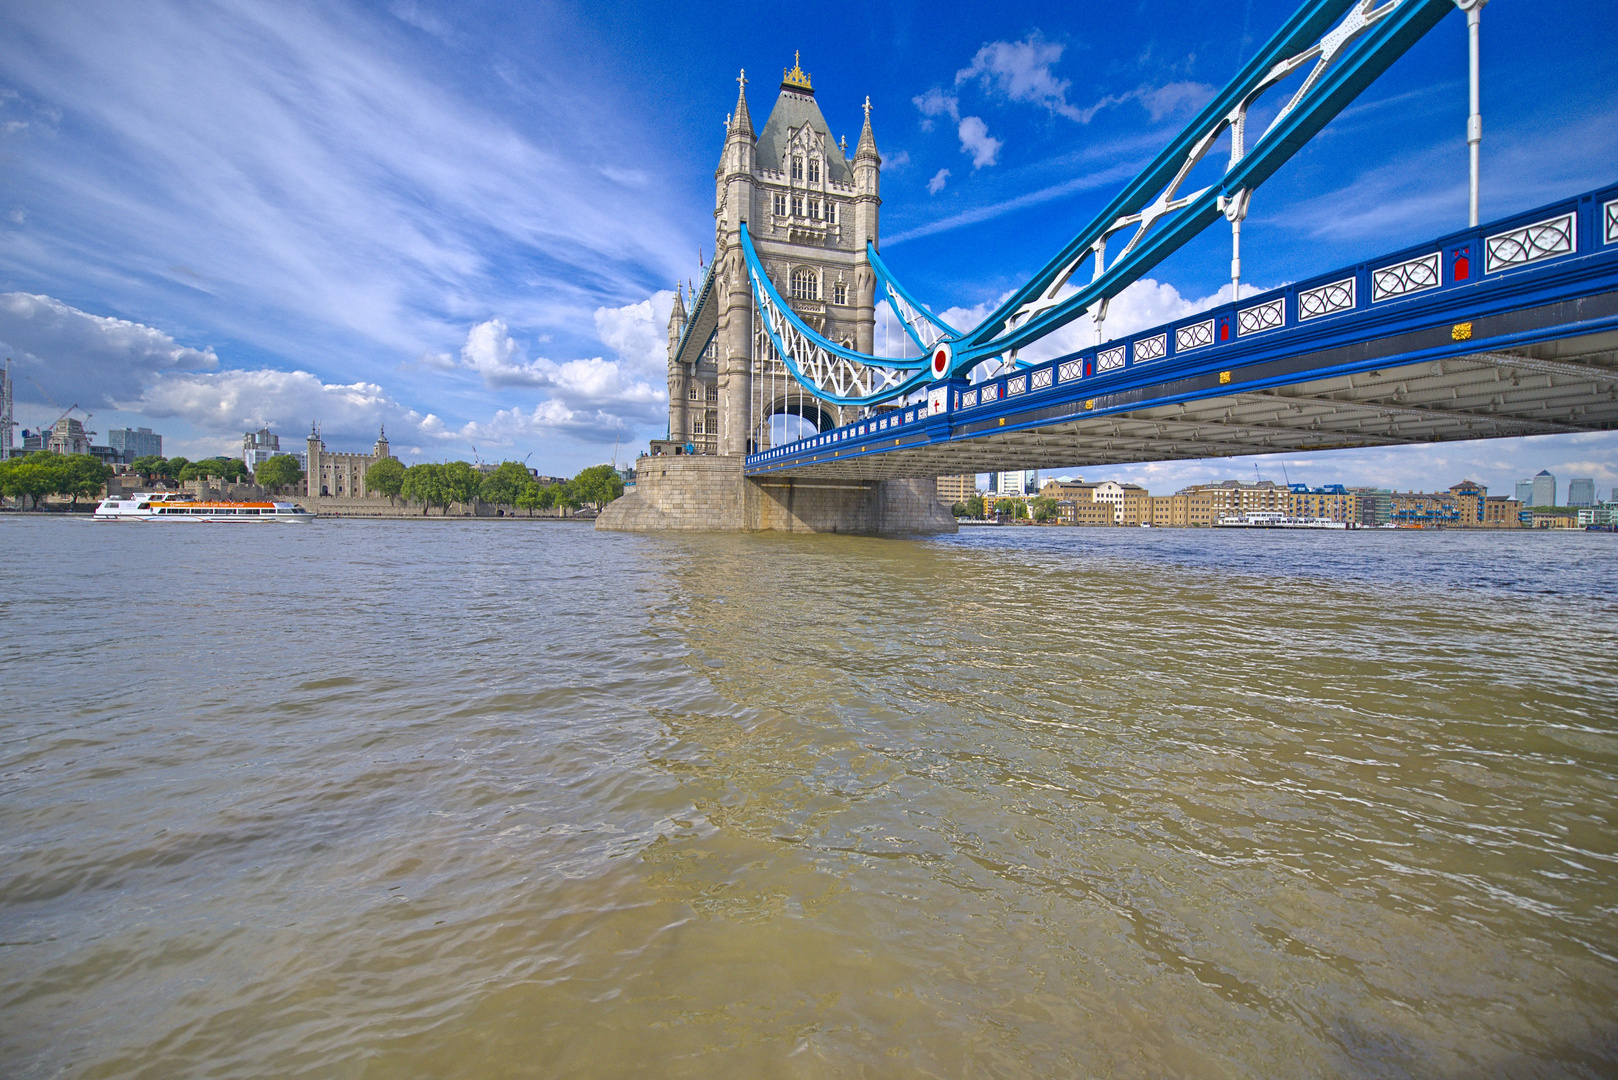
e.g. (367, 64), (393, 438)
(2, 516), (1616, 1078)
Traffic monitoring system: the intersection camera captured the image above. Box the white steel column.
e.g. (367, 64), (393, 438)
(1457, 0), (1486, 227)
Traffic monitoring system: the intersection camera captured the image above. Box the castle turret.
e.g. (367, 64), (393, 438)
(372, 425), (390, 459)
(852, 97), (882, 355)
(667, 285), (689, 441)
(716, 69), (758, 455)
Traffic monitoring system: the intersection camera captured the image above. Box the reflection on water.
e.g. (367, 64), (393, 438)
(2, 517), (1615, 1078)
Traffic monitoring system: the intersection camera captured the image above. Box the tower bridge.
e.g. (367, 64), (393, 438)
(599, 0), (1617, 535)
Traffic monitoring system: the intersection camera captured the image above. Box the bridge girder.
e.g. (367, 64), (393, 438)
(754, 332), (1618, 481)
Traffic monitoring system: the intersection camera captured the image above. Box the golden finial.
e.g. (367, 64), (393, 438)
(782, 51), (812, 93)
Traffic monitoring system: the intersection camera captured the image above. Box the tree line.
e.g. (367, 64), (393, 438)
(0, 453), (114, 510)
(3, 448), (626, 517)
(368, 460), (625, 516)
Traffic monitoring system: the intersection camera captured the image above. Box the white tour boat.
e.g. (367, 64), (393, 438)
(93, 493), (317, 523)
(1213, 511), (1348, 530)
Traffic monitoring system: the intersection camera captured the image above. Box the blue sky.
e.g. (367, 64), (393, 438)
(1, 0), (1615, 496)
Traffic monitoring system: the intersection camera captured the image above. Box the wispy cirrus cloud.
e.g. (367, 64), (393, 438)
(0, 0), (689, 374)
(953, 33), (1213, 125)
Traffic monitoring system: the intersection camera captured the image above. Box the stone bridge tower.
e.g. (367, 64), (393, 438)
(663, 55), (881, 456)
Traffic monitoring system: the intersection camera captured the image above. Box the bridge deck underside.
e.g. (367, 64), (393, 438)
(762, 333), (1618, 480)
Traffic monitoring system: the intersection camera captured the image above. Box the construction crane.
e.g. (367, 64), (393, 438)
(24, 375), (94, 448)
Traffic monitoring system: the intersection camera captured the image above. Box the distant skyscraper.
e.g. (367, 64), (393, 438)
(1515, 479), (1534, 504)
(0, 359), (13, 460)
(996, 470), (1035, 496)
(1568, 477), (1595, 507)
(1531, 470), (1556, 507)
(107, 426), (162, 461)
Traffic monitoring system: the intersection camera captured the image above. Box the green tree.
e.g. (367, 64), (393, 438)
(179, 456), (248, 483)
(400, 463), (448, 515)
(514, 481), (542, 517)
(256, 454), (306, 495)
(571, 464), (625, 509)
(1030, 496), (1057, 523)
(130, 454), (169, 482)
(441, 460), (482, 512)
(479, 461), (531, 509)
(165, 457), (190, 482)
(540, 482), (577, 513)
(0, 453), (71, 510)
(363, 456), (405, 505)
(951, 501), (968, 518)
(964, 494), (986, 520)
(64, 455), (112, 510)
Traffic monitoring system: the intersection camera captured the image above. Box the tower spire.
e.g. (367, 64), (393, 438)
(855, 95), (879, 161)
(728, 68), (753, 138)
(781, 51), (813, 95)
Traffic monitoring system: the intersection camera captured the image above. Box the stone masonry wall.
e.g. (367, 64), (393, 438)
(597, 454), (957, 536)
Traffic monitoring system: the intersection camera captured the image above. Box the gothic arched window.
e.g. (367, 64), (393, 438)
(832, 281), (848, 305)
(825, 201), (837, 225)
(808, 158), (820, 183)
(773, 193), (786, 216)
(791, 157), (803, 181)
(790, 267), (819, 301)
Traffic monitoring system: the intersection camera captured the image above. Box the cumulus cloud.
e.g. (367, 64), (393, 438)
(442, 293), (671, 428)
(0, 292), (218, 407)
(957, 117), (1002, 168)
(956, 34), (1075, 118)
(927, 168), (951, 195)
(932, 276), (1264, 368)
(913, 88), (960, 131)
(129, 368), (428, 442)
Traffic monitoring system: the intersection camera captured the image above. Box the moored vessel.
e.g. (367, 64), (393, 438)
(1214, 511), (1348, 530)
(93, 493), (317, 523)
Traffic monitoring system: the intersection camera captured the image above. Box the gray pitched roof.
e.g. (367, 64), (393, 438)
(754, 90), (851, 183)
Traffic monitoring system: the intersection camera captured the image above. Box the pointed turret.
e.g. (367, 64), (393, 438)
(852, 95), (881, 255)
(668, 283), (687, 356)
(728, 69), (753, 140)
(854, 96), (879, 163)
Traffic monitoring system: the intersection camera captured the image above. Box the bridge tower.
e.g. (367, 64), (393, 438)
(666, 56), (882, 456)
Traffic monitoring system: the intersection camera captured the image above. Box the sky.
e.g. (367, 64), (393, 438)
(1, 0), (1615, 497)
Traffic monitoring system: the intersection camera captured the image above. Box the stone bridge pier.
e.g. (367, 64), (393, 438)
(595, 454), (955, 536)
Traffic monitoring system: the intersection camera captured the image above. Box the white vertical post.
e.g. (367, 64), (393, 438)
(1458, 0), (1486, 227)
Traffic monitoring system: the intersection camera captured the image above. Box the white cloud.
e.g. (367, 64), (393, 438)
(952, 34), (1212, 126)
(445, 293), (672, 423)
(957, 116), (1002, 168)
(883, 150), (911, 170)
(913, 88), (959, 131)
(927, 168), (951, 195)
(129, 367), (428, 443)
(956, 35), (1077, 119)
(929, 277), (1263, 368)
(0, 292), (217, 406)
(0, 0), (692, 373)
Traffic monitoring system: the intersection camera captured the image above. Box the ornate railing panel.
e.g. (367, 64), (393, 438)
(1484, 212), (1575, 274)
(1299, 277), (1356, 320)
(1238, 298), (1285, 335)
(1371, 253), (1440, 302)
(1177, 319), (1215, 351)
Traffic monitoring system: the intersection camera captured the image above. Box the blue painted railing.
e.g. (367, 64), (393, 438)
(746, 181), (1618, 473)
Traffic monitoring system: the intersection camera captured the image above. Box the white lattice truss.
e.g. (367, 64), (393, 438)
(882, 281), (952, 354)
(750, 259), (911, 401)
(995, 0), (1403, 344)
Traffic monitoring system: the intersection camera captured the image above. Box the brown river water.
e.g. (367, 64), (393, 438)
(2, 515), (1616, 1078)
